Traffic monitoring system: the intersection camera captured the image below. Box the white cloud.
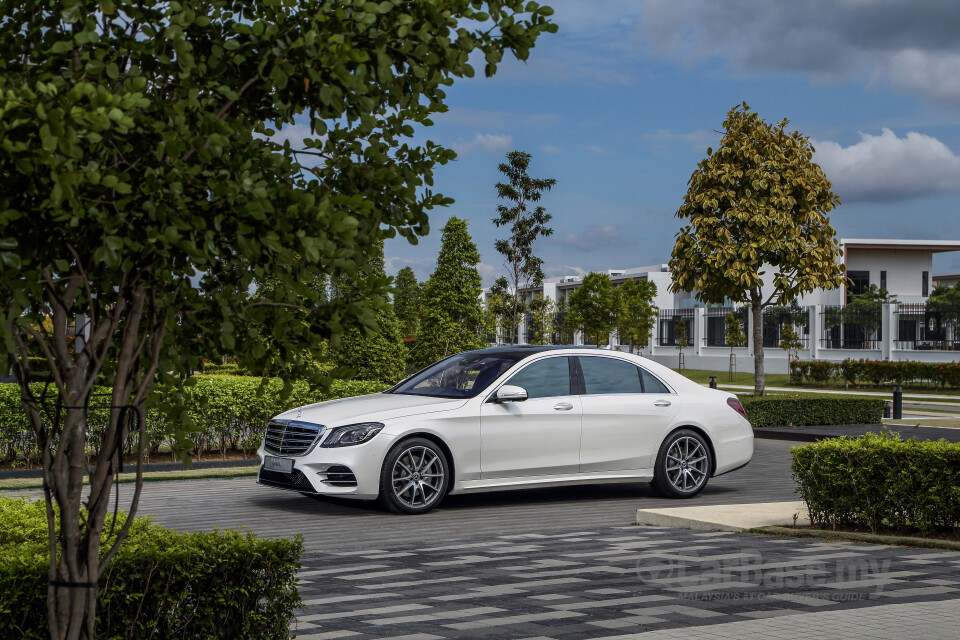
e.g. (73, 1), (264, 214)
(541, 145), (562, 154)
(450, 133), (513, 155)
(814, 128), (960, 203)
(476, 262), (502, 287)
(640, 0), (960, 109)
(554, 223), (635, 251)
(586, 145), (608, 156)
(440, 108), (559, 129)
(544, 264), (587, 278)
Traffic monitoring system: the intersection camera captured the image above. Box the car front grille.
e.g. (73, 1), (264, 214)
(263, 420), (324, 456)
(259, 468), (315, 492)
(323, 465), (358, 487)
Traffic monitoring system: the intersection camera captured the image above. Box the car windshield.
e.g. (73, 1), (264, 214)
(388, 353), (522, 398)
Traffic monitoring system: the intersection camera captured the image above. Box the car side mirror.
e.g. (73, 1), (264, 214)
(495, 385), (528, 403)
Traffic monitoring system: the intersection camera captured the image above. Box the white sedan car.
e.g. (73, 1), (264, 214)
(257, 346), (753, 514)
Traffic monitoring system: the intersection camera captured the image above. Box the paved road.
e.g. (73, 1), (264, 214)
(9, 439), (799, 553)
(292, 525), (960, 640)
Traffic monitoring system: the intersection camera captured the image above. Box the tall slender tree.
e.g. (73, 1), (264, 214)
(669, 103), (844, 395)
(393, 267), (422, 341)
(414, 218), (486, 368)
(493, 151), (556, 343)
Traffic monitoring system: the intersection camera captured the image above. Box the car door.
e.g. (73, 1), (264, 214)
(479, 356), (582, 478)
(576, 356), (681, 472)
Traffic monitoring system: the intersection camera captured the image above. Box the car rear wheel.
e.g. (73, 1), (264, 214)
(378, 438), (449, 514)
(651, 429), (712, 498)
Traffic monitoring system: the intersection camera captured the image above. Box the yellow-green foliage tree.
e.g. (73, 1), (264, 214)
(669, 104), (844, 396)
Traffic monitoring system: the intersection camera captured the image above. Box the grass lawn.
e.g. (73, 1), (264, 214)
(750, 526), (960, 551)
(0, 466), (258, 491)
(883, 418), (960, 429)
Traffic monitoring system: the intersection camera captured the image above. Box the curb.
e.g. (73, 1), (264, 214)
(0, 457), (260, 479)
(753, 423), (960, 443)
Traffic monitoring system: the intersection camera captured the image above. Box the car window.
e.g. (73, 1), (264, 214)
(504, 357), (572, 399)
(640, 368), (671, 394)
(391, 354), (521, 398)
(579, 356), (643, 395)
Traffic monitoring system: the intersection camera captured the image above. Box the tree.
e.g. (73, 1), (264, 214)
(528, 295), (556, 345)
(331, 241), (407, 383)
(778, 323), (803, 362)
(669, 103), (844, 396)
(929, 282), (960, 341)
(615, 279), (658, 354)
(553, 295), (575, 345)
(492, 151), (556, 343)
(414, 217), (487, 368)
(568, 272), (617, 347)
(487, 276), (518, 344)
(393, 267), (422, 341)
(0, 2), (556, 637)
(674, 319), (690, 369)
(844, 285), (897, 342)
(724, 311), (746, 381)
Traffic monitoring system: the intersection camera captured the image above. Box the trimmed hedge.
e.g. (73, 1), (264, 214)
(791, 432), (960, 536)
(0, 376), (388, 465)
(789, 358), (960, 389)
(0, 498), (302, 639)
(739, 395), (885, 428)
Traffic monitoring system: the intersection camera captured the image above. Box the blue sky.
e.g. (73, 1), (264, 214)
(384, 0), (960, 285)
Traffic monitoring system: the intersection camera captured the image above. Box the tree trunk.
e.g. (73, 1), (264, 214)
(751, 290), (765, 396)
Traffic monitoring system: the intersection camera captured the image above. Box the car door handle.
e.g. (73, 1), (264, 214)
(653, 399), (672, 407)
(553, 402), (574, 411)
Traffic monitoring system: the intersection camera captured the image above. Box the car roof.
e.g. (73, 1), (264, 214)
(462, 345), (609, 361)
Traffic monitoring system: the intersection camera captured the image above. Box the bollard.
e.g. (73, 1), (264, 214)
(893, 385), (903, 420)
(709, 376), (717, 389)
(883, 401), (891, 419)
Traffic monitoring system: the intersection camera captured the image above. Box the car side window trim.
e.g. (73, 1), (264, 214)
(571, 356), (586, 395)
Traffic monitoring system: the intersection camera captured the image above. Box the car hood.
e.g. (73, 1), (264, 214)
(272, 392), (468, 427)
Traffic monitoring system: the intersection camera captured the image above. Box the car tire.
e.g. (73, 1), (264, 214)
(650, 429), (712, 499)
(378, 438), (450, 515)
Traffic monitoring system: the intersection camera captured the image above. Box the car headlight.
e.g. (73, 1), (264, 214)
(320, 422), (384, 448)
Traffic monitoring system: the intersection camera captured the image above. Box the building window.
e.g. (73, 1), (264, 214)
(923, 271), (929, 297)
(847, 270), (870, 302)
(880, 270), (887, 291)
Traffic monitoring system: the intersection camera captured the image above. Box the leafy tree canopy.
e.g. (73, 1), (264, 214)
(615, 279), (657, 353)
(0, 1), (555, 636)
(568, 272), (616, 347)
(669, 103), (844, 394)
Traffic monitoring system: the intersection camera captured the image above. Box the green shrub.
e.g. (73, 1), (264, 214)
(0, 376), (388, 465)
(739, 395), (885, 428)
(791, 432), (960, 536)
(0, 498), (302, 639)
(787, 358), (960, 389)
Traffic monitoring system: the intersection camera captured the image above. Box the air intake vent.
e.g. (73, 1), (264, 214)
(324, 465), (358, 487)
(263, 420), (324, 456)
(259, 468), (315, 492)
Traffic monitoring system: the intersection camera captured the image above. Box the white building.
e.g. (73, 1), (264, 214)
(484, 238), (960, 374)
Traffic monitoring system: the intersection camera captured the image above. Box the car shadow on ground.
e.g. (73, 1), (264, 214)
(248, 480), (743, 518)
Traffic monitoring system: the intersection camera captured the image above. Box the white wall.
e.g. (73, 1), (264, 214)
(846, 248), (932, 302)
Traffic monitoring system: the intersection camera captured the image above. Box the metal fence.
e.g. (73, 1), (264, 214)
(762, 306), (811, 348)
(895, 303), (960, 351)
(702, 307), (749, 347)
(819, 305), (882, 349)
(657, 308), (695, 346)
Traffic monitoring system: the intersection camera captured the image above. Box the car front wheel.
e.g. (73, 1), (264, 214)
(651, 429), (712, 498)
(378, 438), (449, 514)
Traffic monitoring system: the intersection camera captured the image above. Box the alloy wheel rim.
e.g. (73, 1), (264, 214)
(391, 446), (444, 509)
(665, 436), (708, 493)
